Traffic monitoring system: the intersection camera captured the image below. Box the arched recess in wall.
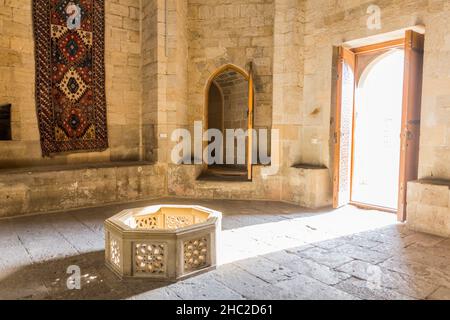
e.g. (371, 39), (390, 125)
(202, 64), (253, 180)
(204, 64), (250, 123)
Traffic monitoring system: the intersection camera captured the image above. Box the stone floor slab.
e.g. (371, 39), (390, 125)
(337, 260), (438, 299)
(380, 257), (450, 289)
(427, 287), (450, 300)
(234, 256), (297, 284)
(263, 251), (351, 286)
(0, 199), (448, 300)
(293, 247), (354, 268)
(335, 277), (415, 300)
(211, 264), (283, 300)
(167, 273), (245, 300)
(274, 274), (358, 300)
(334, 244), (392, 264)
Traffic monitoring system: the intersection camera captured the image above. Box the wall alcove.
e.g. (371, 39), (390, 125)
(201, 64), (254, 182)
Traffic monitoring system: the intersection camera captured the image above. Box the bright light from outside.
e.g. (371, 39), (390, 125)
(220, 206), (398, 265)
(352, 49), (405, 210)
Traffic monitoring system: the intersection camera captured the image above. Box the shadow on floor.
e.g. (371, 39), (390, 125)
(0, 251), (172, 300)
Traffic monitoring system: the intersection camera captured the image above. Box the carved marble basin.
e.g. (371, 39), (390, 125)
(105, 205), (222, 281)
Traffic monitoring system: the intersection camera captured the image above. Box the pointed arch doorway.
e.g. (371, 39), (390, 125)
(201, 64), (255, 181)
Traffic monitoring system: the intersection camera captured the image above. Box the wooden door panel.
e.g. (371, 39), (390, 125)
(333, 48), (356, 208)
(247, 62), (254, 180)
(398, 30), (425, 221)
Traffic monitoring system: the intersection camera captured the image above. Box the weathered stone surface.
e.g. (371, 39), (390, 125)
(380, 257), (450, 289)
(427, 287), (450, 300)
(263, 250), (351, 286)
(282, 166), (332, 208)
(0, 268), (49, 300)
(234, 256), (297, 284)
(211, 264), (283, 300)
(128, 287), (181, 301)
(337, 260), (438, 299)
(402, 233), (446, 248)
(396, 245), (450, 270)
(293, 247), (354, 269)
(0, 199), (449, 300)
(333, 244), (391, 264)
(274, 274), (357, 300)
(49, 214), (105, 254)
(0, 163), (166, 218)
(407, 180), (450, 237)
(340, 235), (383, 249)
(0, 245), (33, 272)
(167, 273), (245, 300)
(335, 277), (415, 301)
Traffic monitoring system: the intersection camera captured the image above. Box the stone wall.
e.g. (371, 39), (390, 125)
(0, 0), (143, 168)
(0, 162), (166, 218)
(407, 180), (450, 237)
(141, 0), (159, 162)
(153, 0), (189, 164)
(167, 164), (283, 201)
(220, 72), (248, 132)
(187, 0), (274, 134)
(207, 82), (223, 131)
(272, 0), (304, 169)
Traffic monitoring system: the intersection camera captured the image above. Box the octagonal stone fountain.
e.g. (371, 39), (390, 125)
(105, 205), (222, 281)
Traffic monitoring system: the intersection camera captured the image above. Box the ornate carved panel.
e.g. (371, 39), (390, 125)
(134, 243), (166, 275)
(184, 237), (209, 271)
(135, 215), (160, 230)
(110, 237), (121, 268)
(339, 62), (354, 198)
(166, 215), (194, 230)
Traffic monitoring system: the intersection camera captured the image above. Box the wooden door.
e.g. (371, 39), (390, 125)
(398, 30), (425, 221)
(247, 62), (255, 180)
(333, 47), (356, 208)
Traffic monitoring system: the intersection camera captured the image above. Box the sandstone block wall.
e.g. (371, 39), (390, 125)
(283, 166), (332, 209)
(141, 0), (159, 162)
(167, 164), (283, 202)
(407, 180), (450, 237)
(207, 83), (223, 132)
(0, 162), (166, 218)
(187, 0), (274, 136)
(0, 0), (143, 168)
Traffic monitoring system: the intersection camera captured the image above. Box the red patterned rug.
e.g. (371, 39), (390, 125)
(33, 0), (108, 156)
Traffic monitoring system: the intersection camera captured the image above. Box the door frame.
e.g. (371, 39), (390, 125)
(247, 62), (255, 180)
(397, 30), (425, 221)
(203, 63), (255, 181)
(350, 39), (405, 213)
(333, 32), (424, 221)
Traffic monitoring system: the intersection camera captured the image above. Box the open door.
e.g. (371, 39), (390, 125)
(247, 62), (255, 180)
(398, 30), (425, 221)
(333, 47), (356, 208)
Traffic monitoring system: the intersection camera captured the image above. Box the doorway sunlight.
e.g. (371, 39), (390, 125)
(352, 49), (405, 210)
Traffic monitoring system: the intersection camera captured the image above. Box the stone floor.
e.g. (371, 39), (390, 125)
(0, 198), (449, 300)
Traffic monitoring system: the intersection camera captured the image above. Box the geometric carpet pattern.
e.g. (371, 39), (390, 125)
(33, 0), (108, 156)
